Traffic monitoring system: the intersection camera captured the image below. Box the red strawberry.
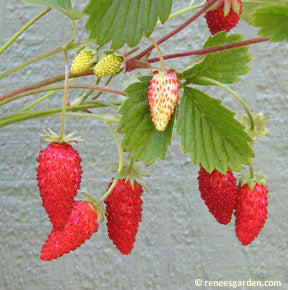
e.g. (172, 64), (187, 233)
(37, 142), (82, 231)
(41, 201), (98, 261)
(198, 167), (238, 225)
(205, 0), (242, 35)
(148, 71), (179, 132)
(105, 179), (143, 255)
(235, 183), (268, 245)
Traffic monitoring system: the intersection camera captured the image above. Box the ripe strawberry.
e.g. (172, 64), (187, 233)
(71, 47), (97, 74)
(198, 167), (238, 225)
(93, 54), (123, 77)
(41, 201), (99, 261)
(37, 142), (82, 231)
(148, 71), (180, 132)
(205, 0), (242, 35)
(105, 179), (143, 255)
(235, 183), (268, 245)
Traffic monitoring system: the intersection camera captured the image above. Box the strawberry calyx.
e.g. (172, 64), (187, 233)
(207, 0), (241, 17)
(40, 128), (82, 144)
(112, 157), (149, 191)
(239, 171), (267, 190)
(240, 113), (269, 142)
(84, 195), (106, 223)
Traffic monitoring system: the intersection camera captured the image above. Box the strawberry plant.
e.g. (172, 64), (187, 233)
(0, 0), (287, 260)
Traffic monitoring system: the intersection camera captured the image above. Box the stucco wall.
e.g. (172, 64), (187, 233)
(0, 1), (287, 289)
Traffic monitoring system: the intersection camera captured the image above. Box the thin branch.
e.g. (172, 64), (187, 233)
(147, 37), (270, 63)
(0, 70), (95, 103)
(198, 77), (254, 130)
(59, 49), (70, 142)
(0, 47), (62, 80)
(0, 7), (51, 56)
(0, 103), (119, 128)
(96, 122), (124, 205)
(146, 36), (166, 72)
(0, 40), (89, 80)
(0, 84), (125, 106)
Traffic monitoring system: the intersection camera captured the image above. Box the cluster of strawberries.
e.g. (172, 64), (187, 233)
(35, 0), (266, 261)
(37, 142), (144, 261)
(198, 167), (268, 245)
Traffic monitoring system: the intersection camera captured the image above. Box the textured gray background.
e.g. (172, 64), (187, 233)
(0, 1), (287, 289)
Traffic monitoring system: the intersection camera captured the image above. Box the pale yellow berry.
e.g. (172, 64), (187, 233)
(71, 50), (94, 74)
(93, 54), (123, 77)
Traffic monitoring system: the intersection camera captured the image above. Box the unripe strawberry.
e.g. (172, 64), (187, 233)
(71, 47), (97, 74)
(235, 182), (268, 245)
(105, 179), (143, 255)
(93, 54), (123, 77)
(37, 142), (82, 231)
(41, 201), (99, 261)
(205, 0), (242, 35)
(198, 167), (238, 225)
(148, 71), (180, 132)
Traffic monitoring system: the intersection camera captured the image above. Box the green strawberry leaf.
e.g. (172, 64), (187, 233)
(241, 0), (288, 23)
(118, 76), (174, 166)
(176, 87), (254, 173)
(252, 4), (288, 42)
(22, 0), (72, 9)
(84, 0), (172, 49)
(21, 0), (84, 20)
(179, 32), (252, 85)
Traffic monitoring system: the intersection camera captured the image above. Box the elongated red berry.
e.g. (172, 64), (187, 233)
(235, 183), (268, 245)
(105, 179), (143, 255)
(205, 0), (242, 35)
(41, 201), (98, 261)
(148, 71), (179, 132)
(37, 142), (82, 231)
(198, 167), (238, 225)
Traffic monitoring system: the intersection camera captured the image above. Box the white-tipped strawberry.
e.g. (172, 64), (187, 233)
(147, 71), (180, 132)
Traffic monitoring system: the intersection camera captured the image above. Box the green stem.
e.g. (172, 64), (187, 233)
(106, 122), (124, 174)
(147, 36), (166, 72)
(156, 1), (206, 25)
(0, 104), (119, 128)
(20, 90), (57, 112)
(96, 122), (124, 205)
(65, 112), (118, 123)
(58, 49), (69, 143)
(249, 160), (255, 179)
(96, 179), (118, 205)
(70, 20), (77, 44)
(0, 7), (51, 56)
(127, 155), (134, 174)
(197, 77), (254, 130)
(0, 41), (89, 80)
(0, 47), (62, 80)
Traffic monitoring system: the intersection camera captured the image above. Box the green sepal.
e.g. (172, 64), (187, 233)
(240, 113), (269, 141)
(231, 0), (241, 15)
(40, 128), (83, 144)
(239, 171), (267, 190)
(84, 195), (106, 223)
(224, 0), (232, 17)
(111, 158), (150, 191)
